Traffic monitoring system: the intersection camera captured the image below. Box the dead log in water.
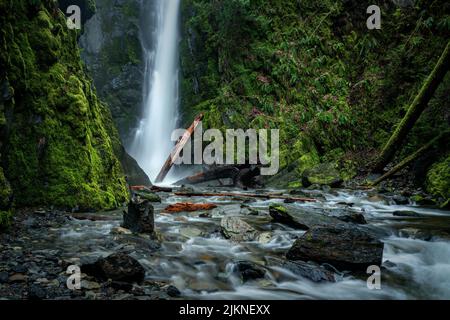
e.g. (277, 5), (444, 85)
(155, 113), (204, 183)
(173, 191), (317, 203)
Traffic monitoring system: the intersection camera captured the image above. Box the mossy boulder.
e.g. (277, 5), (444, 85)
(426, 154), (450, 208)
(302, 163), (343, 188)
(0, 1), (129, 210)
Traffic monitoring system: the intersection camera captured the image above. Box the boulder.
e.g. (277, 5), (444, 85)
(302, 163), (343, 188)
(286, 225), (384, 271)
(220, 216), (259, 242)
(323, 208), (367, 224)
(393, 210), (423, 218)
(134, 191), (161, 203)
(268, 258), (335, 282)
(123, 198), (154, 234)
(83, 252), (146, 284)
(232, 261), (266, 282)
(269, 204), (344, 230)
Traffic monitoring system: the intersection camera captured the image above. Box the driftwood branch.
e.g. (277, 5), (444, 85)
(155, 113), (204, 183)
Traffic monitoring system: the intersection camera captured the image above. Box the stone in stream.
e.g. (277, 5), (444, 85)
(267, 257), (335, 282)
(82, 252), (146, 284)
(393, 210), (423, 218)
(220, 216), (259, 242)
(286, 225), (384, 271)
(232, 261), (267, 282)
(269, 204), (345, 230)
(323, 208), (367, 225)
(133, 191), (161, 203)
(122, 198), (154, 234)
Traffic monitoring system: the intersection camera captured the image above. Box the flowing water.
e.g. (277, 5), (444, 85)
(54, 188), (450, 300)
(130, 0), (181, 182)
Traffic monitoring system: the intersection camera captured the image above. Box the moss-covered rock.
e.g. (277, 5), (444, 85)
(426, 154), (450, 208)
(302, 163), (343, 188)
(0, 0), (129, 210)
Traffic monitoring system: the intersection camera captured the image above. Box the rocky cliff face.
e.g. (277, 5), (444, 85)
(78, 0), (143, 145)
(0, 0), (130, 216)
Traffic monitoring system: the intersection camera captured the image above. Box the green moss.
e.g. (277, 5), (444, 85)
(426, 154), (450, 207)
(180, 0), (449, 187)
(0, 1), (129, 211)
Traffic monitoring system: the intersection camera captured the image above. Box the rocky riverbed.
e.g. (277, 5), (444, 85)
(1, 187), (449, 300)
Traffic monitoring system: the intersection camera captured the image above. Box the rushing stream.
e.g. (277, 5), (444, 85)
(50, 188), (450, 300)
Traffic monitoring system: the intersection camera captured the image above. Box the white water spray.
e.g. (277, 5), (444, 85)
(130, 0), (181, 183)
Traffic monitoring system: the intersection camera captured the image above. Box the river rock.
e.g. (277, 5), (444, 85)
(286, 225), (384, 271)
(123, 198), (154, 234)
(83, 252), (146, 284)
(134, 191), (161, 203)
(392, 195), (409, 205)
(269, 204), (344, 230)
(232, 261), (266, 282)
(268, 258), (335, 282)
(393, 210), (423, 218)
(323, 209), (367, 224)
(111, 227), (133, 235)
(301, 163), (343, 188)
(220, 216), (259, 241)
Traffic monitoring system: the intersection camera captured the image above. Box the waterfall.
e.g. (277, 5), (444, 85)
(130, 0), (181, 183)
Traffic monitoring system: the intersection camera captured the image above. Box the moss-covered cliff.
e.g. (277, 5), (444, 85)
(0, 0), (129, 219)
(179, 0), (450, 197)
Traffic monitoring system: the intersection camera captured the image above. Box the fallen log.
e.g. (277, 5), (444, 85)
(155, 113), (204, 183)
(173, 191), (317, 203)
(174, 166), (240, 186)
(163, 202), (218, 213)
(371, 131), (449, 186)
(130, 185), (173, 193)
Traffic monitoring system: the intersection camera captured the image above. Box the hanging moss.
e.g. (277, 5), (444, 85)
(0, 0), (129, 211)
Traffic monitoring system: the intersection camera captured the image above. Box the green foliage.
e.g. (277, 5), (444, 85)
(180, 0), (449, 187)
(0, 0), (129, 211)
(426, 154), (450, 208)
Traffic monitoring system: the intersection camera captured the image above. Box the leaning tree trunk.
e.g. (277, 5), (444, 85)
(373, 41), (450, 172)
(371, 131), (449, 186)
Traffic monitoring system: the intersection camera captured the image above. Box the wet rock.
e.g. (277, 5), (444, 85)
(286, 225), (384, 271)
(166, 285), (181, 297)
(367, 194), (387, 203)
(269, 204), (344, 230)
(302, 163), (343, 188)
(179, 227), (204, 238)
(111, 227), (133, 235)
(9, 273), (28, 283)
(220, 217), (259, 242)
(28, 284), (46, 300)
(232, 261), (266, 282)
(12, 265), (27, 273)
(393, 210), (423, 218)
(0, 271), (9, 283)
(325, 209), (367, 224)
(133, 191), (161, 203)
(109, 281), (133, 292)
(392, 195), (409, 205)
(268, 258), (335, 282)
(81, 280), (101, 290)
(256, 232), (272, 244)
(123, 198), (154, 234)
(83, 252), (146, 284)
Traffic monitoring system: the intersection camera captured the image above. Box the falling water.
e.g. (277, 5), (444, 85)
(130, 0), (181, 183)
